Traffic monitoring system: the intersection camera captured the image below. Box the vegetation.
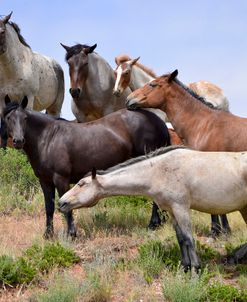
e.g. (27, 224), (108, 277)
(0, 149), (246, 301)
(0, 242), (80, 286)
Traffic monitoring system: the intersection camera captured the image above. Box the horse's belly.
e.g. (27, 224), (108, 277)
(190, 185), (247, 214)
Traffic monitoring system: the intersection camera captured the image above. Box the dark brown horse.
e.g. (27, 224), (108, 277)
(126, 70), (245, 236)
(3, 95), (170, 237)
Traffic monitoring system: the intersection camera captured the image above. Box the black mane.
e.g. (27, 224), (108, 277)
(65, 44), (91, 61)
(174, 78), (220, 110)
(9, 22), (31, 48)
(97, 145), (187, 175)
(3, 102), (19, 117)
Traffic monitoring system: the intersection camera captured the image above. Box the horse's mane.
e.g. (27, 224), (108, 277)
(65, 44), (95, 61)
(174, 77), (221, 110)
(8, 22), (31, 48)
(3, 102), (19, 117)
(97, 145), (187, 175)
(115, 54), (157, 78)
(3, 101), (62, 122)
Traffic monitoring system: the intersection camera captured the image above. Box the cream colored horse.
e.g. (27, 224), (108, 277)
(59, 146), (247, 270)
(0, 12), (64, 117)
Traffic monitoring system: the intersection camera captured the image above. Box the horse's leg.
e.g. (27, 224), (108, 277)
(148, 202), (163, 230)
(0, 119), (8, 149)
(227, 207), (247, 263)
(210, 215), (222, 237)
(171, 208), (200, 272)
(39, 181), (55, 238)
(220, 214), (231, 235)
(54, 176), (77, 238)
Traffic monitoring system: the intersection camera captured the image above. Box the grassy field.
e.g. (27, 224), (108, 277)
(0, 149), (246, 302)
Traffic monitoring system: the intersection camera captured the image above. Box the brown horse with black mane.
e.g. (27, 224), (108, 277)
(3, 95), (171, 237)
(126, 70), (247, 236)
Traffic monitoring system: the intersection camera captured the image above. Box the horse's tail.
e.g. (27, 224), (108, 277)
(136, 108), (171, 148)
(45, 61), (65, 117)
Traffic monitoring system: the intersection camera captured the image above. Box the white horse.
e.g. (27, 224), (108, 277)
(113, 54), (229, 113)
(0, 12), (64, 117)
(59, 146), (247, 270)
(61, 43), (131, 122)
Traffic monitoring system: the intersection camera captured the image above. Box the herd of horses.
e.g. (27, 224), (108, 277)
(1, 12), (246, 271)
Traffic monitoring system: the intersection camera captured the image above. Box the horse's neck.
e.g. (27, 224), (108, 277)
(23, 113), (52, 160)
(164, 82), (215, 145)
(81, 53), (129, 114)
(130, 65), (155, 91)
(87, 53), (115, 96)
(0, 24), (30, 77)
(99, 163), (153, 197)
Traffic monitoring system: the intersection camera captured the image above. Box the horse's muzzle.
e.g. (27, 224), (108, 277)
(113, 89), (121, 97)
(126, 99), (141, 110)
(69, 88), (81, 99)
(13, 138), (25, 149)
(58, 200), (70, 213)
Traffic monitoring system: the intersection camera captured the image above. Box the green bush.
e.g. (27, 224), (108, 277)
(0, 148), (42, 214)
(0, 255), (36, 285)
(206, 281), (247, 302)
(0, 242), (80, 286)
(0, 148), (39, 193)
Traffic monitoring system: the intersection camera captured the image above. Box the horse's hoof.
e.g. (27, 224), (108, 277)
(147, 222), (161, 231)
(67, 229), (77, 239)
(43, 230), (54, 240)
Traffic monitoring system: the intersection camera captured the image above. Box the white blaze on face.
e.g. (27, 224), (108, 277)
(114, 65), (123, 92)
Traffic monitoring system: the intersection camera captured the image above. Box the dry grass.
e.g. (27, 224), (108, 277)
(0, 207), (246, 301)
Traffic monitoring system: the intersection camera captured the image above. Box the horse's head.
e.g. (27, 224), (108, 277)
(126, 69), (179, 110)
(3, 95), (28, 149)
(58, 168), (101, 212)
(61, 43), (97, 99)
(113, 55), (140, 97)
(0, 12), (12, 54)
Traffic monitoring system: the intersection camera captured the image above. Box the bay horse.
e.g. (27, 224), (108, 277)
(125, 70), (245, 236)
(61, 43), (131, 122)
(59, 146), (247, 270)
(0, 12), (64, 116)
(113, 54), (229, 115)
(3, 95), (171, 238)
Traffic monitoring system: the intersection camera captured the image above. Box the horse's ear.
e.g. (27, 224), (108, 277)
(92, 167), (97, 179)
(85, 43), (97, 54)
(60, 43), (71, 52)
(5, 94), (11, 105)
(2, 11), (13, 24)
(168, 69), (178, 83)
(21, 96), (28, 109)
(130, 56), (140, 66)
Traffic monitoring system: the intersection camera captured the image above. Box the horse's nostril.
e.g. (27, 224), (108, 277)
(69, 88), (81, 98)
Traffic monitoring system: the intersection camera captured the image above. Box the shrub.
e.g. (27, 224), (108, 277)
(0, 148), (39, 193)
(206, 281), (247, 302)
(0, 255), (36, 285)
(0, 242), (80, 286)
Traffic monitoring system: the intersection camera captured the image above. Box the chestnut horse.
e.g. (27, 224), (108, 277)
(126, 70), (245, 236)
(3, 95), (171, 237)
(113, 54), (229, 115)
(61, 43), (131, 122)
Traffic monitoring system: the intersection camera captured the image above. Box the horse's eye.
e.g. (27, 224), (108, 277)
(149, 82), (157, 88)
(78, 180), (85, 187)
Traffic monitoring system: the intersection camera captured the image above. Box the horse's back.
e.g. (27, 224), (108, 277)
(118, 109), (170, 155)
(188, 81), (229, 111)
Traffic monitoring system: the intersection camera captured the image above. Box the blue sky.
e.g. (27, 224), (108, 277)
(1, 1), (247, 119)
